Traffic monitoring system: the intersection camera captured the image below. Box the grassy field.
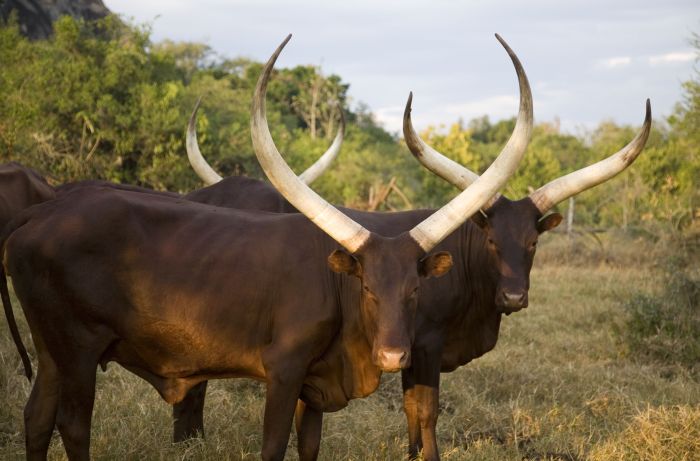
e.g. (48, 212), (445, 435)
(1, 235), (698, 460)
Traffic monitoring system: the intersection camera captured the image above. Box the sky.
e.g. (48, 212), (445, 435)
(107, 0), (699, 135)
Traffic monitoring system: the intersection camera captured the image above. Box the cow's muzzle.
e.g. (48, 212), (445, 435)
(375, 348), (411, 372)
(496, 290), (528, 313)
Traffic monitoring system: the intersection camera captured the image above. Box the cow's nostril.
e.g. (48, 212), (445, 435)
(502, 291), (527, 308)
(377, 349), (409, 371)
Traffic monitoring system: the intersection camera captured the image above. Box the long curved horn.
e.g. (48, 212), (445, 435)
(298, 109), (345, 184)
(403, 34), (532, 209)
(187, 97), (222, 186)
(529, 99), (651, 214)
(251, 35), (370, 253)
(407, 34), (533, 252)
(188, 99), (344, 186)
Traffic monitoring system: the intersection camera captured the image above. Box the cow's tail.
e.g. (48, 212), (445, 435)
(0, 217), (33, 381)
(0, 263), (32, 380)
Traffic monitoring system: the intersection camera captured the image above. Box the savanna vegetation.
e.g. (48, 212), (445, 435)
(0, 14), (698, 461)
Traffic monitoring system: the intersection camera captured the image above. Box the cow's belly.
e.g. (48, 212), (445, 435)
(101, 335), (266, 404)
(102, 315), (266, 381)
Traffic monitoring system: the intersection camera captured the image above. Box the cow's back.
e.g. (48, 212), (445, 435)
(185, 176), (297, 212)
(0, 162), (55, 230)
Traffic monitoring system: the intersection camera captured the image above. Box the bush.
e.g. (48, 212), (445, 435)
(619, 227), (700, 370)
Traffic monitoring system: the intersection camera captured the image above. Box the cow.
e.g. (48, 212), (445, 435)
(397, 90), (651, 460)
(1, 34), (527, 461)
(169, 32), (534, 447)
(0, 90), (342, 449)
(179, 36), (652, 461)
(0, 162), (55, 380)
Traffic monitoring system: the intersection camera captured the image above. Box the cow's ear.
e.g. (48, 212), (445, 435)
(471, 210), (489, 230)
(419, 251), (453, 278)
(328, 250), (361, 277)
(537, 213), (563, 234)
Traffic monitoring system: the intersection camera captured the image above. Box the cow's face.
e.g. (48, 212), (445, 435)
(472, 197), (561, 313)
(328, 234), (452, 372)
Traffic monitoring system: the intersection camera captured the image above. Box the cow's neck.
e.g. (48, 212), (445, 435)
(301, 269), (382, 412)
(441, 220), (503, 369)
(338, 275), (382, 399)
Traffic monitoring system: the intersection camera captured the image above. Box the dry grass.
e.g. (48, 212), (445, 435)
(1, 235), (698, 460)
(589, 405), (700, 461)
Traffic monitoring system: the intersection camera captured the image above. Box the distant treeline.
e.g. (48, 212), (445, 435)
(0, 16), (697, 230)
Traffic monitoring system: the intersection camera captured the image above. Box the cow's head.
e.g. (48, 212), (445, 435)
(471, 197), (561, 312)
(328, 235), (452, 371)
(251, 35), (529, 372)
(405, 35), (651, 314)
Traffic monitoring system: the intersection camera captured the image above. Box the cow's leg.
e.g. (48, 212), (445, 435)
(260, 370), (305, 460)
(413, 347), (443, 461)
(261, 338), (319, 461)
(173, 381), (208, 441)
(402, 368), (422, 459)
(24, 350), (59, 461)
(295, 400), (323, 461)
(294, 399), (305, 435)
(54, 354), (98, 461)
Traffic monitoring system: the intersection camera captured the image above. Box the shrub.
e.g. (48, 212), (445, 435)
(619, 227), (700, 370)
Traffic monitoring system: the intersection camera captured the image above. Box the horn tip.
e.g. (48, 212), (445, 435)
(494, 33), (516, 60)
(189, 97), (203, 128)
(494, 33), (507, 47)
(404, 92), (413, 117)
(644, 99), (652, 124)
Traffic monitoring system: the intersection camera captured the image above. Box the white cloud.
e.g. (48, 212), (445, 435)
(648, 51), (696, 66)
(597, 56), (632, 69)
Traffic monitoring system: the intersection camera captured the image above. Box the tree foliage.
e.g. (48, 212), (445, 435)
(0, 16), (697, 225)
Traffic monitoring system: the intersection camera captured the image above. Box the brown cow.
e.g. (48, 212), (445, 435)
(1, 35), (527, 461)
(398, 91), (651, 460)
(174, 33), (534, 449)
(0, 162), (55, 379)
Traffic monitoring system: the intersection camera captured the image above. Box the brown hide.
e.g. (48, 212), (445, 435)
(3, 184), (448, 460)
(185, 176), (297, 212)
(0, 162), (55, 231)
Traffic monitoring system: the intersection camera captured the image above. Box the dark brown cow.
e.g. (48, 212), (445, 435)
(0, 80), (339, 449)
(1, 35), (525, 461)
(0, 162), (55, 379)
(168, 32), (517, 448)
(397, 91), (651, 459)
(169, 32), (533, 447)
